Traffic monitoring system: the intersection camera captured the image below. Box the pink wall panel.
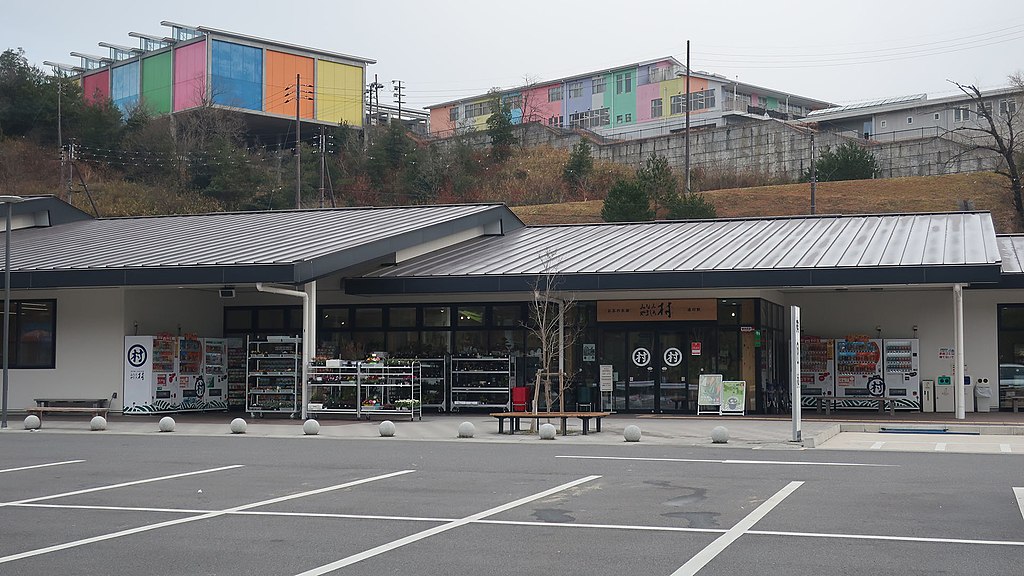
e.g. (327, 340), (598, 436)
(430, 108), (454, 135)
(82, 70), (109, 105)
(636, 82), (660, 122)
(174, 40), (207, 111)
(522, 85), (561, 123)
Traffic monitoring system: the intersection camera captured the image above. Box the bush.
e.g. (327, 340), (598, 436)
(801, 141), (879, 182)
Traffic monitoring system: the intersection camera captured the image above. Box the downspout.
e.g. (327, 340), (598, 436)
(256, 282), (309, 420)
(954, 283), (965, 420)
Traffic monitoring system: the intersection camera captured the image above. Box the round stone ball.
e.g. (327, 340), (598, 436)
(229, 417), (247, 434)
(158, 416), (176, 432)
(539, 423), (557, 440)
(24, 414), (41, 430)
(624, 424), (642, 442)
(90, 416), (107, 431)
(457, 421), (475, 438)
(711, 425), (730, 444)
(379, 420), (396, 437)
(303, 419), (320, 435)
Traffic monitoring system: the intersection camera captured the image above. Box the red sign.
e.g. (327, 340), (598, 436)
(691, 342), (702, 356)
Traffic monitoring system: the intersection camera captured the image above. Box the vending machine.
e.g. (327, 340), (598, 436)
(834, 338), (884, 406)
(123, 334), (179, 414)
(176, 336), (205, 410)
(800, 336), (835, 406)
(883, 339), (921, 410)
(202, 338), (230, 410)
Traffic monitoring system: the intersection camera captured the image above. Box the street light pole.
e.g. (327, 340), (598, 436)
(0, 195), (24, 429)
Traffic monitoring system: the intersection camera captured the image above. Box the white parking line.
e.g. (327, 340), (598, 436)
(293, 475), (601, 576)
(935, 443), (947, 452)
(0, 465), (244, 506)
(670, 481), (803, 576)
(870, 441), (885, 450)
(556, 455), (897, 467)
(0, 460), (84, 474)
(749, 529), (1024, 547)
(1015, 488), (1024, 522)
(0, 470), (414, 565)
(1001, 444), (1012, 453)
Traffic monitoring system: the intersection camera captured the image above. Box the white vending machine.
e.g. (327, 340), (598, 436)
(883, 339), (921, 410)
(123, 335), (179, 414)
(800, 336), (835, 406)
(202, 338), (230, 411)
(834, 338), (884, 407)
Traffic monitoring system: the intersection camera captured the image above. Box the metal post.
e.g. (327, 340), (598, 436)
(0, 198), (24, 427)
(954, 283), (966, 420)
(810, 133), (817, 215)
(790, 305), (802, 442)
(684, 40), (691, 195)
(295, 73), (302, 209)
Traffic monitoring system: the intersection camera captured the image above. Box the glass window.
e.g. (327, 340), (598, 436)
(257, 309), (285, 331)
(615, 72), (632, 94)
(568, 81), (583, 99)
(548, 85), (562, 102)
(449, 107), (459, 121)
(592, 76), (606, 94)
(455, 331), (486, 355)
(420, 331), (450, 355)
(671, 94), (686, 115)
(387, 331), (421, 355)
(423, 307), (450, 327)
(321, 307), (349, 329)
(489, 329), (523, 355)
(4, 300), (55, 369)
(457, 306), (485, 326)
(353, 307), (383, 328)
(224, 308), (253, 331)
(907, 116), (913, 124)
(651, 98), (663, 118)
(351, 332), (385, 355)
(288, 308), (303, 332)
(390, 307), (416, 328)
(493, 305), (522, 327)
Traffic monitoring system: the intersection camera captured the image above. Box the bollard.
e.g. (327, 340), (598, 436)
(457, 421), (475, 438)
(624, 424), (642, 442)
(158, 416), (176, 432)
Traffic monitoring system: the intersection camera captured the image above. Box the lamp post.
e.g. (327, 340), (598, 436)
(0, 195), (24, 429)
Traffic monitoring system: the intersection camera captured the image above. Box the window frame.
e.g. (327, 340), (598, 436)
(592, 76), (606, 94)
(448, 107), (459, 122)
(548, 85), (563, 102)
(3, 299), (56, 369)
(651, 98), (663, 118)
(568, 81), (583, 99)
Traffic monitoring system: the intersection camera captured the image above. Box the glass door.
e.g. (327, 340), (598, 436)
(626, 331), (656, 411)
(657, 331), (688, 412)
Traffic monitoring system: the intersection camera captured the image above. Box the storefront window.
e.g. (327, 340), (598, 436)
(420, 331), (451, 355)
(455, 330), (486, 355)
(257, 308), (285, 330)
(224, 308), (253, 331)
(390, 307), (416, 328)
(354, 307), (383, 328)
(997, 304), (1024, 410)
(423, 307), (451, 327)
(387, 331), (420, 355)
(351, 331), (385, 356)
(493, 305), (522, 327)
(321, 307), (349, 329)
(3, 300), (56, 369)
(457, 306), (485, 326)
(489, 329), (523, 355)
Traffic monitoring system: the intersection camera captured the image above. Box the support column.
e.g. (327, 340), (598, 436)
(954, 283), (966, 420)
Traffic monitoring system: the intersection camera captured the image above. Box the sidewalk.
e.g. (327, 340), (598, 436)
(7, 410), (1024, 451)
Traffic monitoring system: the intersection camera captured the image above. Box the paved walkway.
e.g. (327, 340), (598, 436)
(6, 410), (1024, 453)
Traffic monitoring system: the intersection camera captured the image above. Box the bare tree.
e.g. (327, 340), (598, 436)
(949, 79), (1023, 219)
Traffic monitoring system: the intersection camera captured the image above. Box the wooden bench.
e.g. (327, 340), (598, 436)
(490, 411), (611, 435)
(807, 395), (898, 416)
(27, 398), (111, 419)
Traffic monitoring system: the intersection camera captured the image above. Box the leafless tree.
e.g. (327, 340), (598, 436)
(948, 78), (1023, 219)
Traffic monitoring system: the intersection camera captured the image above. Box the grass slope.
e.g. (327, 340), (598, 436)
(512, 172), (1021, 233)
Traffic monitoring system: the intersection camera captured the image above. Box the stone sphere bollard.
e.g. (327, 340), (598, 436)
(624, 424), (642, 442)
(711, 425), (730, 444)
(379, 420), (396, 437)
(158, 416), (176, 432)
(90, 416), (107, 431)
(539, 423), (557, 440)
(24, 414), (41, 430)
(457, 421), (475, 438)
(303, 419), (320, 435)
(229, 417), (247, 434)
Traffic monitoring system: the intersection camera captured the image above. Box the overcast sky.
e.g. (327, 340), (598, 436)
(6, 0), (1024, 110)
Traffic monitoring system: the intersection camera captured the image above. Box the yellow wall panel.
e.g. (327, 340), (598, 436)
(317, 60), (363, 126)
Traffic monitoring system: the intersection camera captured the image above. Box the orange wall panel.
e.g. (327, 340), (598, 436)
(265, 50), (314, 118)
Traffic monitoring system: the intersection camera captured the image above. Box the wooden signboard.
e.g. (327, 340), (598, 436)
(597, 299), (717, 322)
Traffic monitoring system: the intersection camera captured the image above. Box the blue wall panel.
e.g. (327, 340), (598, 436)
(110, 61), (140, 115)
(211, 40), (263, 111)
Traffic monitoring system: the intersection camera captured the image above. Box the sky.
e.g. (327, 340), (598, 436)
(5, 0), (1024, 111)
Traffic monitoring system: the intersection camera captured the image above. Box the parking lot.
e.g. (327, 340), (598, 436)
(1, 429), (1023, 575)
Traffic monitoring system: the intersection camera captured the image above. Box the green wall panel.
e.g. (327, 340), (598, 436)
(141, 52), (172, 115)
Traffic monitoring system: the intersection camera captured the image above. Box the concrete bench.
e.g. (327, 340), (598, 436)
(27, 398), (111, 421)
(490, 411), (610, 435)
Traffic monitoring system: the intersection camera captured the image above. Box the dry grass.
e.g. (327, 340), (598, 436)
(512, 172), (1022, 233)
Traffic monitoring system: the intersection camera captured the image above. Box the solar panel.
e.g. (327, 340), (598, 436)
(808, 94), (927, 116)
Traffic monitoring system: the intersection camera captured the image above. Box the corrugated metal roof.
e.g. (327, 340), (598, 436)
(998, 235), (1024, 273)
(6, 204), (520, 287)
(368, 212), (1000, 279)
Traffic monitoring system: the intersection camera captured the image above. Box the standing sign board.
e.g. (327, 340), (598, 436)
(720, 381), (747, 415)
(123, 336), (153, 414)
(599, 364), (614, 412)
(697, 374), (723, 415)
(790, 306), (802, 442)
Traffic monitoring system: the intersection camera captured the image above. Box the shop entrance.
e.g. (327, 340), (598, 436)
(601, 326), (716, 413)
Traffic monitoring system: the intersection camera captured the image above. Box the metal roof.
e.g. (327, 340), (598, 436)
(807, 94), (927, 116)
(349, 212), (1002, 294)
(6, 204), (520, 288)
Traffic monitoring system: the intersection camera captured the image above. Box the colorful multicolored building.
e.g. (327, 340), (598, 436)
(70, 21), (373, 133)
(427, 57), (833, 138)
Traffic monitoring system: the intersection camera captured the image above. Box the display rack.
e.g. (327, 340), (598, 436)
(417, 357), (446, 411)
(307, 361), (361, 417)
(449, 356), (512, 411)
(359, 361), (422, 421)
(246, 336), (301, 418)
(226, 338), (246, 408)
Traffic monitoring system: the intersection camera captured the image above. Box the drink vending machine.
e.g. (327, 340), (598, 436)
(800, 336), (835, 406)
(882, 339), (921, 410)
(834, 338), (884, 406)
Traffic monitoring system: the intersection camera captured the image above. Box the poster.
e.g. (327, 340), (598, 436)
(721, 381), (747, 415)
(697, 374), (723, 413)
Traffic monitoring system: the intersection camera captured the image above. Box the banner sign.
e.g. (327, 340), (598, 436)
(597, 299), (717, 322)
(697, 374), (723, 415)
(720, 381), (747, 415)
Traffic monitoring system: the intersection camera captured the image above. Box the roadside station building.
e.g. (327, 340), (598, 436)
(4, 197), (1020, 418)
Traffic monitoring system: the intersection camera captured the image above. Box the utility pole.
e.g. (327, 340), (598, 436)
(810, 133), (817, 215)
(319, 126), (326, 209)
(685, 40), (691, 195)
(392, 79), (405, 126)
(56, 73), (64, 198)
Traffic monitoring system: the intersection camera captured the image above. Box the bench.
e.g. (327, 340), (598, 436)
(27, 398), (111, 420)
(807, 395), (897, 416)
(1008, 396), (1024, 413)
(490, 411), (611, 435)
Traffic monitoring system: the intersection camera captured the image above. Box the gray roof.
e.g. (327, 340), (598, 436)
(349, 212), (1002, 294)
(8, 204), (521, 288)
(998, 235), (1024, 273)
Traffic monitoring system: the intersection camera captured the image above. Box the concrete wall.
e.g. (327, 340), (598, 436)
(124, 288), (224, 337)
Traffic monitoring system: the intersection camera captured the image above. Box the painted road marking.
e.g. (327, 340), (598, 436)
(293, 475), (601, 576)
(0, 460), (84, 474)
(1001, 444), (1012, 453)
(748, 530), (1024, 547)
(670, 481), (803, 576)
(1015, 488), (1024, 522)
(0, 470), (414, 566)
(870, 442), (885, 450)
(556, 455), (897, 467)
(935, 443), (947, 452)
(0, 464), (244, 506)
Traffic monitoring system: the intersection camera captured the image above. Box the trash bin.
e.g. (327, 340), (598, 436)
(974, 383), (992, 412)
